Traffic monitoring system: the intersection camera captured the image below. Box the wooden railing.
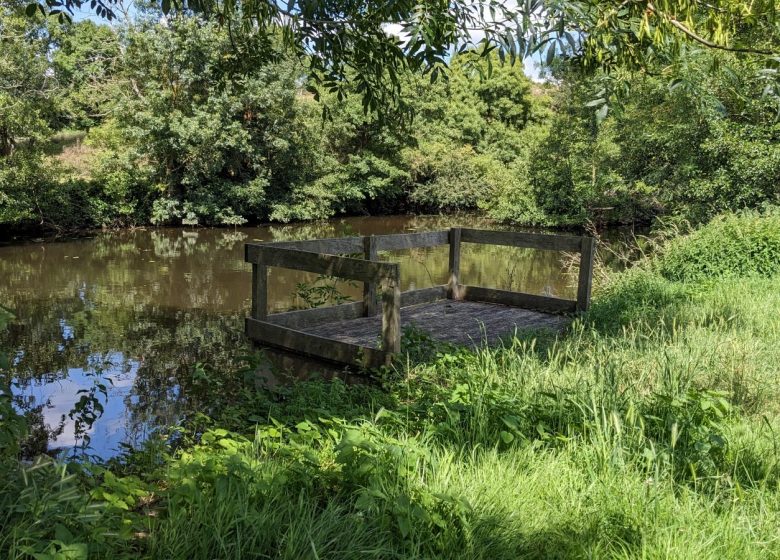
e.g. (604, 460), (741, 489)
(245, 228), (595, 368)
(455, 228), (596, 313)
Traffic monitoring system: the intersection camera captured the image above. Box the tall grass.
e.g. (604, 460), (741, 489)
(132, 267), (780, 558)
(3, 211), (780, 558)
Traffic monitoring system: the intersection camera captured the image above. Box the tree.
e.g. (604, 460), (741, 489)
(50, 20), (122, 129)
(96, 15), (324, 225)
(0, 4), (55, 157)
(0, 5), (59, 227)
(24, 1), (780, 111)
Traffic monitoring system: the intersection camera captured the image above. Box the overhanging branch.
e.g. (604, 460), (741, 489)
(647, 1), (778, 56)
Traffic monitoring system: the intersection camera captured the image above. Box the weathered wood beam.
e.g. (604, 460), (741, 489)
(401, 285), (447, 307)
(448, 228), (462, 300)
(251, 263), (268, 320)
(264, 286), (447, 332)
(246, 317), (390, 368)
(577, 236), (596, 312)
(363, 236), (378, 316)
(265, 300), (365, 329)
(374, 230), (449, 251)
(380, 275), (401, 353)
(246, 244), (399, 283)
(264, 237), (364, 255)
(460, 228), (582, 252)
(459, 285), (577, 314)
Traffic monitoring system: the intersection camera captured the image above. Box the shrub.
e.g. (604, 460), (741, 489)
(657, 208), (780, 282)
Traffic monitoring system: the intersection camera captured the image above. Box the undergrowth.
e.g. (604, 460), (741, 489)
(3, 211), (780, 558)
(656, 208), (780, 282)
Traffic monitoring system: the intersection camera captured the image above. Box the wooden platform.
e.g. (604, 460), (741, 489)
(245, 228), (595, 369)
(303, 299), (571, 348)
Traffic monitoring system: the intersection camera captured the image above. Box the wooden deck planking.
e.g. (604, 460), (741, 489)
(245, 228), (595, 366)
(301, 300), (571, 349)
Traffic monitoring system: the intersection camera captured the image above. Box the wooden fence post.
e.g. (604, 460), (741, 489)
(576, 236), (596, 312)
(448, 227), (462, 300)
(252, 263), (268, 320)
(363, 235), (378, 316)
(381, 266), (401, 353)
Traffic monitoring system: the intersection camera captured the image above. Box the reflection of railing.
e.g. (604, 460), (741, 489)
(245, 228), (595, 368)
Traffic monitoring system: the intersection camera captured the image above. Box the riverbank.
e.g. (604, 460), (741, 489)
(0, 210), (640, 246)
(2, 209), (780, 558)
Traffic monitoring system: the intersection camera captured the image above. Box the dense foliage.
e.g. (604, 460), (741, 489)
(656, 209), (780, 282)
(26, 0), (780, 115)
(1, 5), (780, 235)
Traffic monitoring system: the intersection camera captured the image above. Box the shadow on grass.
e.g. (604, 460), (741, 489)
(467, 510), (643, 560)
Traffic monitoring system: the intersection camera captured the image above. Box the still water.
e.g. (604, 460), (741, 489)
(0, 215), (618, 458)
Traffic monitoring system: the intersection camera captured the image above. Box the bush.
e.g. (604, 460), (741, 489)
(657, 209), (780, 282)
(0, 150), (100, 232)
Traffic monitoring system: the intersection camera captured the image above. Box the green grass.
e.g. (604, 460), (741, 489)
(4, 211), (780, 558)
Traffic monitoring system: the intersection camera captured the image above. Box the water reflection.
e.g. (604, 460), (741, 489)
(0, 216), (621, 457)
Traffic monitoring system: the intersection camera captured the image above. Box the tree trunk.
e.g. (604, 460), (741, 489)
(0, 127), (13, 157)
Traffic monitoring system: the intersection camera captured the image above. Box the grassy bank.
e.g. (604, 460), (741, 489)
(3, 210), (780, 558)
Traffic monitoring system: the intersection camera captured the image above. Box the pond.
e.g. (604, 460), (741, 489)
(0, 215), (630, 458)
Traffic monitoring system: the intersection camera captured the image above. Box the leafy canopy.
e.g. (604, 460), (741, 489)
(25, 1), (780, 109)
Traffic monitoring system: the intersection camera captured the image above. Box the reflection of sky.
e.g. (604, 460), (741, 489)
(14, 353), (147, 458)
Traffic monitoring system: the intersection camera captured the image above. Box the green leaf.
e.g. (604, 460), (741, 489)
(545, 41), (556, 66)
(396, 514), (411, 538)
(585, 97), (606, 107)
(595, 103), (609, 122)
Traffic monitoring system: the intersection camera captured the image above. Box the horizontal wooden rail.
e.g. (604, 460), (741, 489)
(262, 230), (449, 255)
(264, 286), (447, 330)
(400, 285), (447, 306)
(246, 244), (398, 283)
(458, 285), (577, 314)
(374, 230), (449, 251)
(460, 228), (582, 252)
(246, 317), (390, 368)
(263, 236), (364, 255)
(266, 300), (365, 329)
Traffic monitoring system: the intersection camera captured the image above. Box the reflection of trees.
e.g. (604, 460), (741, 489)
(0, 230), (253, 313)
(1, 288), (249, 453)
(264, 215), (499, 242)
(120, 307), (249, 442)
(459, 244), (574, 298)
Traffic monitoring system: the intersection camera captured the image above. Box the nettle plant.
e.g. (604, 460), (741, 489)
(294, 275), (356, 309)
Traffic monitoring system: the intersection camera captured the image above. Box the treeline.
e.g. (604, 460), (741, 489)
(1, 4), (779, 234)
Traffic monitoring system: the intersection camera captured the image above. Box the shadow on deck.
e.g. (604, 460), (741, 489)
(245, 228), (595, 369)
